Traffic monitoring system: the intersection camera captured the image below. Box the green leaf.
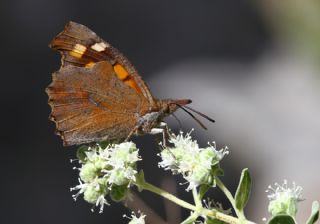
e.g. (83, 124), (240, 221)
(98, 141), (110, 149)
(76, 145), (90, 162)
(98, 139), (119, 149)
(213, 168), (224, 177)
(199, 184), (211, 199)
(306, 201), (320, 224)
(234, 168), (252, 211)
(268, 214), (296, 224)
(110, 184), (129, 202)
(211, 164), (224, 177)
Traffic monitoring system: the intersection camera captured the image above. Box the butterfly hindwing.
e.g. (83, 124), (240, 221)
(46, 61), (149, 146)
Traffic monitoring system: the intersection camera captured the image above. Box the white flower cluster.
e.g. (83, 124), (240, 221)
(124, 211), (146, 224)
(158, 130), (229, 191)
(71, 142), (141, 213)
(266, 180), (303, 217)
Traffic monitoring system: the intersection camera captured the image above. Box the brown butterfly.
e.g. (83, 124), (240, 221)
(46, 21), (214, 146)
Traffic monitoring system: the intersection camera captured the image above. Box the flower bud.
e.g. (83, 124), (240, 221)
(266, 180), (303, 217)
(83, 178), (108, 204)
(79, 162), (98, 183)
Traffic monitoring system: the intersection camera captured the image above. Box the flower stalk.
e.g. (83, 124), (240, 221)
(137, 179), (196, 211)
(216, 177), (246, 221)
(136, 176), (257, 224)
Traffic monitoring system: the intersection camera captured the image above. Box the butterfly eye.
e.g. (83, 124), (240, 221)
(168, 103), (177, 113)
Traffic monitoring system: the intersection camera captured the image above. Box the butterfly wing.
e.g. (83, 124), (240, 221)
(50, 21), (155, 105)
(46, 61), (150, 146)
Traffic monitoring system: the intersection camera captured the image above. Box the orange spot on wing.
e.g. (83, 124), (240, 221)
(69, 51), (83, 58)
(113, 63), (142, 93)
(113, 64), (129, 80)
(85, 62), (95, 68)
(124, 79), (142, 93)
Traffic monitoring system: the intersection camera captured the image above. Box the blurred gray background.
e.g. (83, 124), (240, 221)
(1, 0), (319, 223)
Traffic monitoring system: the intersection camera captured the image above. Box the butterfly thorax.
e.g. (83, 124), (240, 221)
(137, 99), (192, 134)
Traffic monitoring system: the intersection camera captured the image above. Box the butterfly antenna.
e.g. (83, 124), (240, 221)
(183, 105), (215, 123)
(177, 105), (208, 130)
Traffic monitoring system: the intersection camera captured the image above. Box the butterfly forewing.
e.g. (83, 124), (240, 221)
(50, 21), (155, 104)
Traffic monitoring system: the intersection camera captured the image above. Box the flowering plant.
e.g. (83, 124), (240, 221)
(67, 130), (319, 224)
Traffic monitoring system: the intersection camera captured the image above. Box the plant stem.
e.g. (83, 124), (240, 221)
(192, 188), (202, 207)
(139, 181), (197, 211)
(204, 209), (256, 224)
(216, 177), (246, 221)
(138, 180), (257, 224)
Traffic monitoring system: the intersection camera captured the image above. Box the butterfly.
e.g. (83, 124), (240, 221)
(46, 21), (214, 146)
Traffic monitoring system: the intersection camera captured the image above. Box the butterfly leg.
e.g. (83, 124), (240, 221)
(150, 122), (170, 147)
(150, 127), (165, 145)
(152, 123), (177, 159)
(125, 125), (141, 142)
(160, 122), (172, 147)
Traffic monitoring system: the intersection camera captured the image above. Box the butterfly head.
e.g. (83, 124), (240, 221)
(159, 99), (192, 115)
(158, 98), (215, 130)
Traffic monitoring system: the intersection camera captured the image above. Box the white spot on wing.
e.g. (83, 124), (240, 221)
(70, 44), (87, 58)
(91, 42), (108, 52)
(74, 44), (87, 54)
